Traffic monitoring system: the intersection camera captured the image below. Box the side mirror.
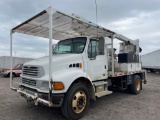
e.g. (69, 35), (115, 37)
(90, 52), (97, 60)
(90, 42), (97, 60)
(98, 37), (105, 55)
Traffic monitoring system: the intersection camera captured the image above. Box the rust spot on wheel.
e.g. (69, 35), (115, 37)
(72, 90), (87, 114)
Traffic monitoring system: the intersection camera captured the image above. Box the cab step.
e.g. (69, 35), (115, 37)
(93, 81), (112, 98)
(95, 91), (112, 98)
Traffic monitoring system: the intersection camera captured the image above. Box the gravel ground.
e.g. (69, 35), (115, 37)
(0, 73), (160, 120)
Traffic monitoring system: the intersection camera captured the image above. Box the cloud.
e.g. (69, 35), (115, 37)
(105, 10), (160, 54)
(0, 0), (160, 58)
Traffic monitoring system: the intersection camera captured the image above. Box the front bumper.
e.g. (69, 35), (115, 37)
(18, 86), (64, 107)
(1, 72), (8, 77)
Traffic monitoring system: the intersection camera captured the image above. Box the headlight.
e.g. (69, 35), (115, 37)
(40, 81), (49, 90)
(40, 81), (64, 91)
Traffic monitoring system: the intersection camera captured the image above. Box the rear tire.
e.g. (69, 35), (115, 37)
(61, 83), (90, 120)
(7, 73), (16, 78)
(130, 75), (141, 94)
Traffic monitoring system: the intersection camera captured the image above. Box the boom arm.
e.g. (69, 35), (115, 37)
(113, 34), (140, 53)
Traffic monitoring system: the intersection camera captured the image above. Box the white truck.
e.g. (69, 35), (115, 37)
(10, 7), (147, 120)
(141, 49), (160, 72)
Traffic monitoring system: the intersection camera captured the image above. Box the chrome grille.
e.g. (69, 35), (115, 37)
(23, 66), (39, 76)
(22, 65), (45, 78)
(22, 78), (36, 86)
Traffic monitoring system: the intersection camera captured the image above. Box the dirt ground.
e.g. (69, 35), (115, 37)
(0, 73), (160, 120)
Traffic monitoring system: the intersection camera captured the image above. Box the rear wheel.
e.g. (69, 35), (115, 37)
(61, 83), (90, 120)
(7, 73), (16, 78)
(130, 75), (141, 94)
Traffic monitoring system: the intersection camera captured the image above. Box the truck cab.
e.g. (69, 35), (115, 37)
(20, 36), (108, 96)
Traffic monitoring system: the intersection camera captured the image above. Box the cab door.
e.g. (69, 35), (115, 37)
(87, 38), (108, 81)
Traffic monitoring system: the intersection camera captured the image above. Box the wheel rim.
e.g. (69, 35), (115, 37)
(72, 90), (87, 114)
(12, 74), (15, 77)
(136, 79), (140, 91)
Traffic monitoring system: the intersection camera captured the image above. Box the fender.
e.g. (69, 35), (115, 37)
(20, 68), (96, 99)
(51, 69), (95, 95)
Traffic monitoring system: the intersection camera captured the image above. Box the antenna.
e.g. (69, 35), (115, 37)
(14, 51), (17, 56)
(95, 0), (98, 38)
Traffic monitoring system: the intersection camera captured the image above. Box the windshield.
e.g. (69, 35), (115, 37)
(54, 37), (87, 54)
(15, 64), (22, 68)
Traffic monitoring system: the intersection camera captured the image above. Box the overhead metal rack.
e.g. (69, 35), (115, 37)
(12, 7), (115, 40)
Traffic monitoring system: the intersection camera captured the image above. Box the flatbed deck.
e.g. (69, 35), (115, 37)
(108, 70), (146, 77)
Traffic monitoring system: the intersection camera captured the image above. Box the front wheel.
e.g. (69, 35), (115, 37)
(7, 73), (16, 78)
(61, 83), (90, 120)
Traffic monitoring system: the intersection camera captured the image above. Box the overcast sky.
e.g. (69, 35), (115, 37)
(0, 0), (160, 58)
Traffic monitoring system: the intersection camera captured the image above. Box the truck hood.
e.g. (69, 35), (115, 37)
(2, 68), (21, 70)
(23, 54), (83, 73)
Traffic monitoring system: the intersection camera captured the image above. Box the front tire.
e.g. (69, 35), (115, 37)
(61, 83), (90, 120)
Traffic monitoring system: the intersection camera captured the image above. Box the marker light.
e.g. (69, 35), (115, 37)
(54, 82), (64, 90)
(80, 63), (82, 68)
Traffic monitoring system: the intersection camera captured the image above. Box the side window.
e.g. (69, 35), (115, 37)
(88, 38), (104, 58)
(88, 39), (99, 58)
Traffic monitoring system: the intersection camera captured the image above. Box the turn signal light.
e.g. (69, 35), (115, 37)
(54, 82), (64, 90)
(79, 63), (82, 68)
